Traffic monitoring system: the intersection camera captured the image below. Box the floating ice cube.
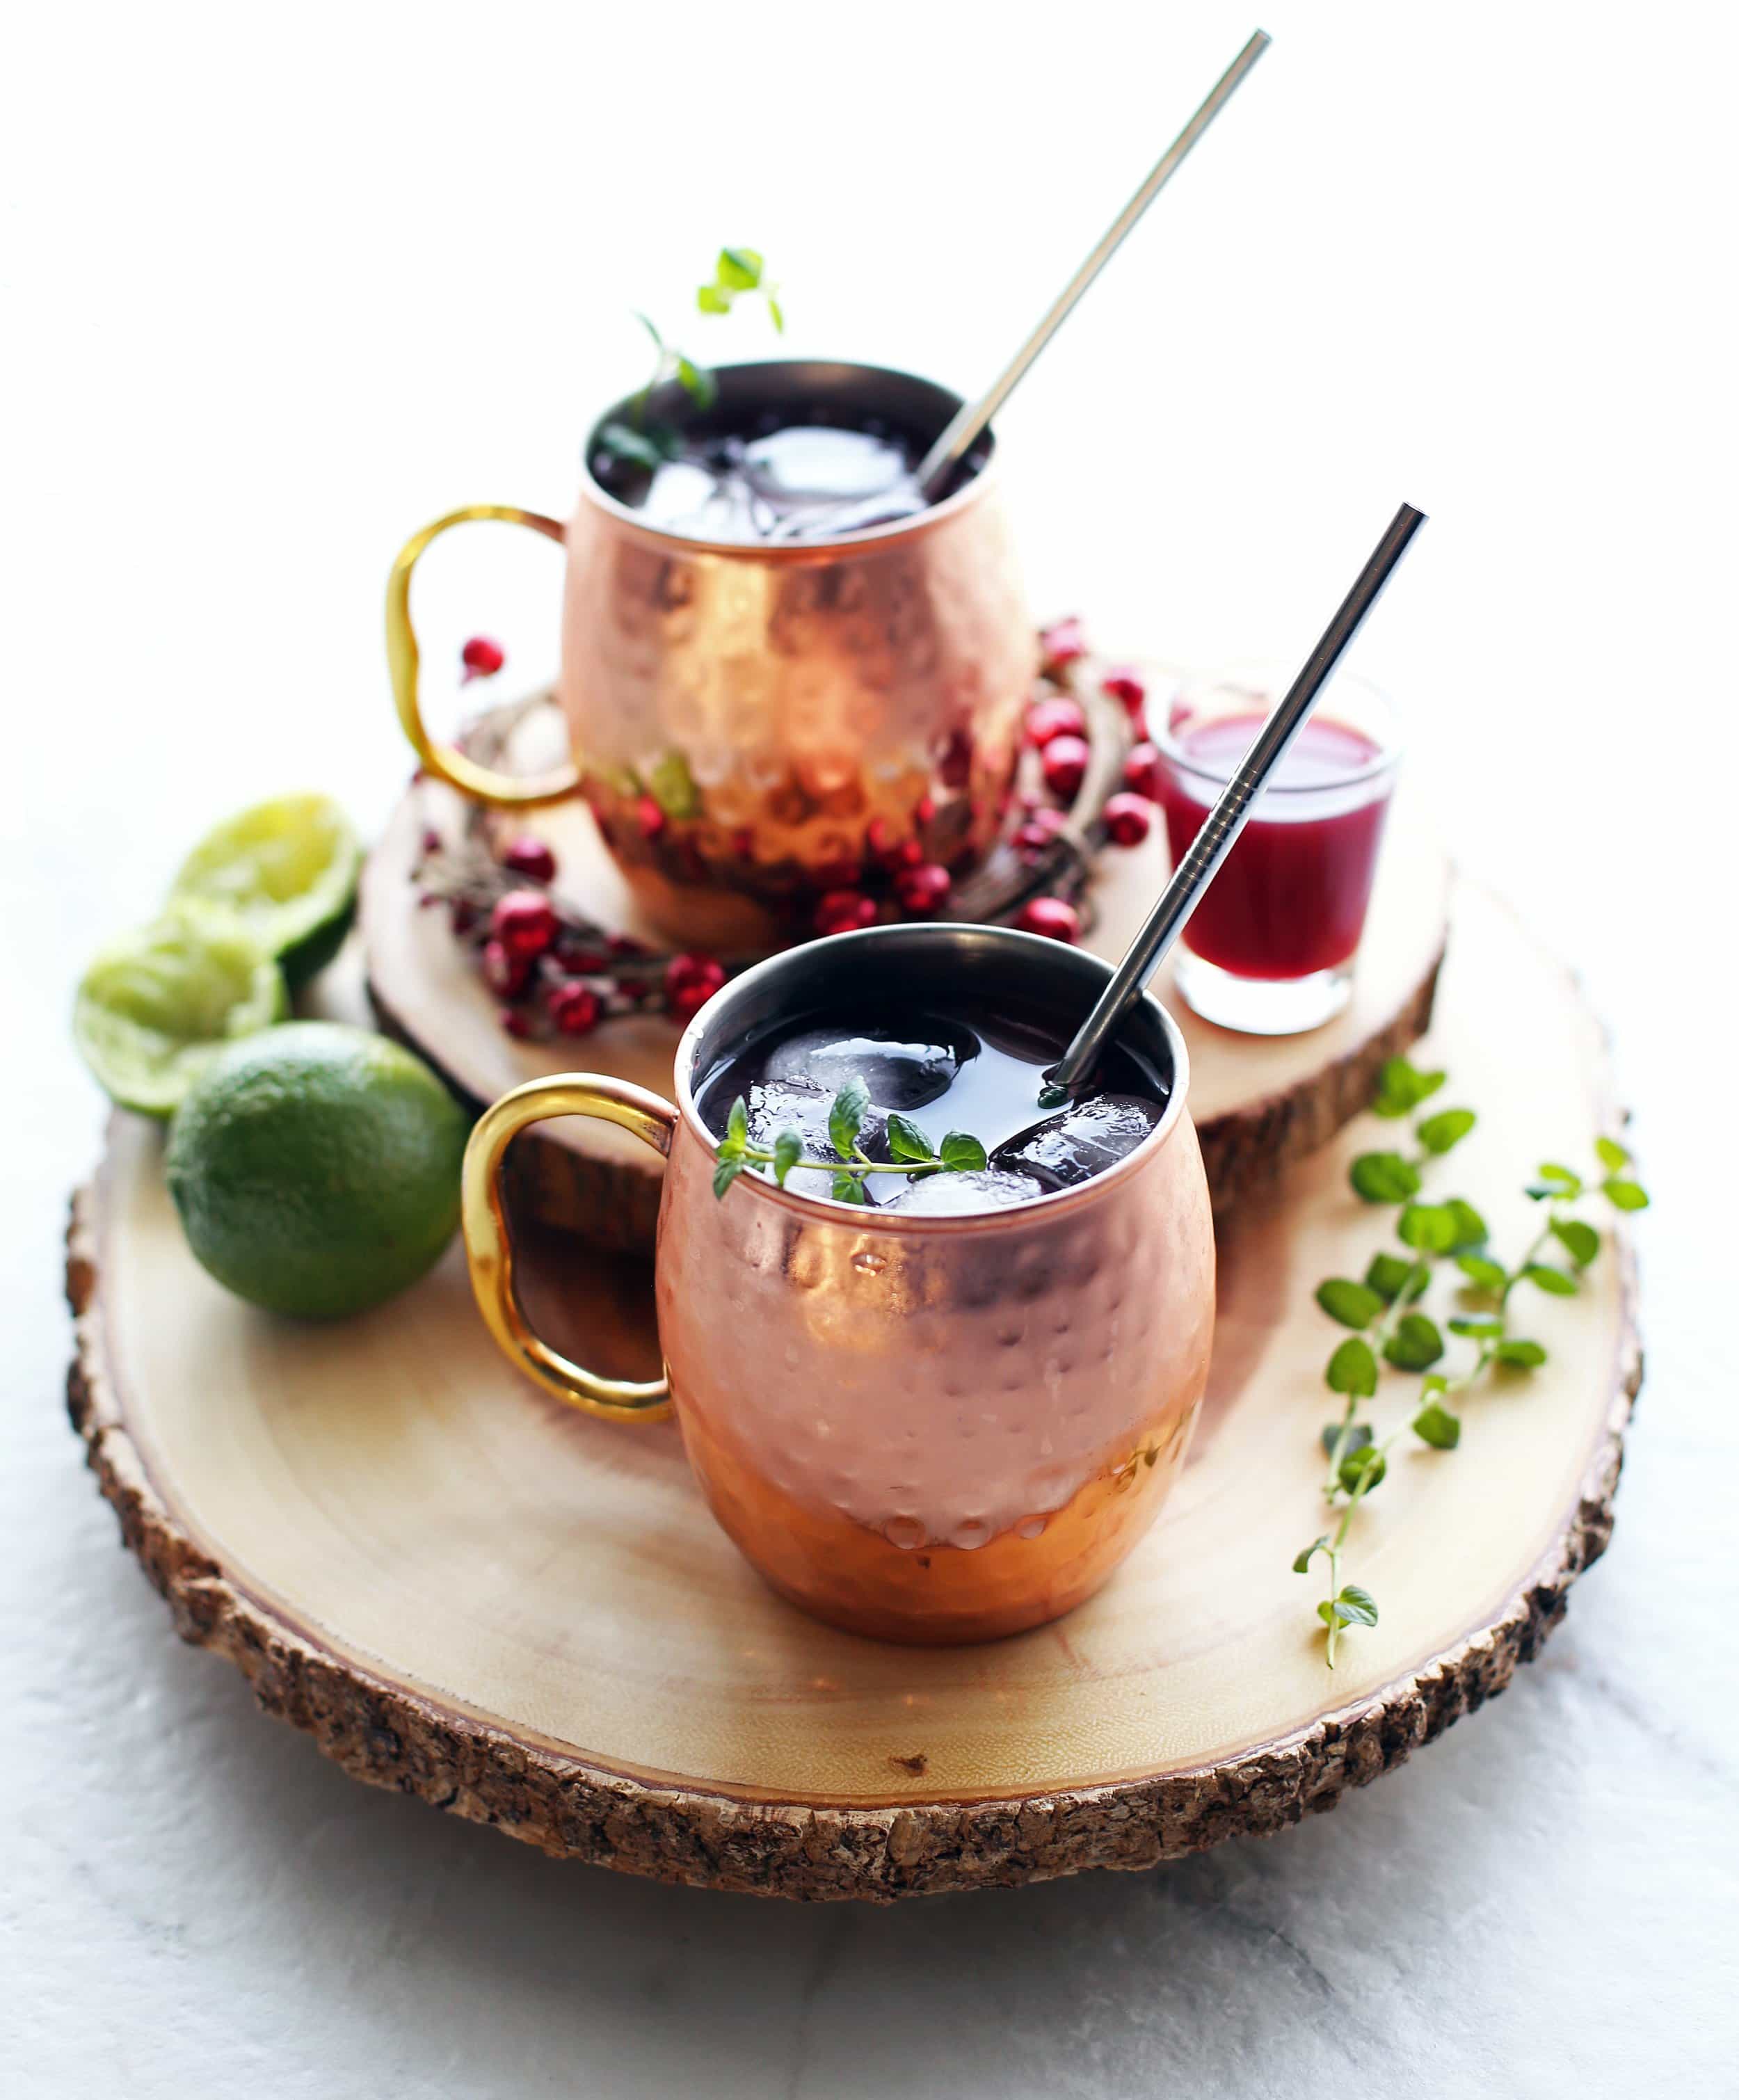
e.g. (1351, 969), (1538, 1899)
(762, 1019), (978, 1110)
(741, 1077), (890, 1203)
(989, 1093), (1164, 1190)
(883, 1168), (1050, 1216)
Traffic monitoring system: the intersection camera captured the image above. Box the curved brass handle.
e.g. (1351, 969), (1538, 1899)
(386, 504), (579, 807)
(462, 1075), (676, 1422)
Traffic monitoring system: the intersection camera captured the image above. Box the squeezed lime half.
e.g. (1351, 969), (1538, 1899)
(74, 909), (288, 1117)
(169, 792), (361, 986)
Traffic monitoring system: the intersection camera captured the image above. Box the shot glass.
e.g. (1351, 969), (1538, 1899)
(1155, 664), (1402, 1034)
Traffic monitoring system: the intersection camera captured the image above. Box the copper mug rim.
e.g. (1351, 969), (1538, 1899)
(668, 921), (1194, 1233)
(576, 358), (1004, 562)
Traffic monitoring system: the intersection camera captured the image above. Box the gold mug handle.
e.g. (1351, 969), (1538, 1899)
(386, 504), (580, 807)
(462, 1075), (676, 1422)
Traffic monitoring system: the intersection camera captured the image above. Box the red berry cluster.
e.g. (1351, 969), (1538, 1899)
(1005, 620), (1171, 943)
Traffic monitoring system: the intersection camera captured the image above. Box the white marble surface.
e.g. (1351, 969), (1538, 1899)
(3, 3), (1735, 2093)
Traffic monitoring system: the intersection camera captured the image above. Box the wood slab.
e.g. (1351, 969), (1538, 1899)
(362, 694), (1450, 1250)
(65, 883), (1639, 1901)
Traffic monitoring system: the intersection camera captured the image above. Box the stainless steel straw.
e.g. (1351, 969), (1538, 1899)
(914, 29), (1272, 504)
(1045, 502), (1429, 1100)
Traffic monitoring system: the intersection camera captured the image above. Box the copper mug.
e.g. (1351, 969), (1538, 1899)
(389, 362), (1035, 953)
(460, 924), (1216, 1644)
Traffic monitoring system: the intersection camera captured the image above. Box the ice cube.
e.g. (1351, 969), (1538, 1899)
(740, 1077), (891, 1203)
(990, 1093), (1164, 1189)
(762, 1019), (977, 1109)
(883, 1169), (1050, 1216)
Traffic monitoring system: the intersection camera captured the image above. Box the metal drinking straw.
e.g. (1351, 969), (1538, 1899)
(913, 29), (1272, 504)
(1044, 502), (1429, 1100)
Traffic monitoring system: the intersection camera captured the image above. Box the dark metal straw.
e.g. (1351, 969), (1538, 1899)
(1045, 502), (1428, 1100)
(915, 29), (1271, 505)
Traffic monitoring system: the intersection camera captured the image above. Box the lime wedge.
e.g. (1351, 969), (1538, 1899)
(74, 909), (288, 1117)
(169, 792), (361, 987)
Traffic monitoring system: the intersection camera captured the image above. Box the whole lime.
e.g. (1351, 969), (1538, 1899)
(166, 1023), (469, 1320)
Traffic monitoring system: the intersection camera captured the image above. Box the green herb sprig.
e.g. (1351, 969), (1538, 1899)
(599, 248), (784, 474)
(711, 1076), (986, 1204)
(1294, 1056), (1649, 1667)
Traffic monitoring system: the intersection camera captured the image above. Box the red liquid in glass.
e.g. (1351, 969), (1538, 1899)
(1158, 714), (1392, 979)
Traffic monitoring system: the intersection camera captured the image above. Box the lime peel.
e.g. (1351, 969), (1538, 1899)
(169, 792), (361, 987)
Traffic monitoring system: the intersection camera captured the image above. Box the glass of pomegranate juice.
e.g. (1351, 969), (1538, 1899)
(1155, 665), (1402, 1034)
(460, 923), (1215, 1644)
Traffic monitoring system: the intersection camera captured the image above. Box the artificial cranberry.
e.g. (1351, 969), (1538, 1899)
(547, 980), (602, 1037)
(1041, 734), (1090, 802)
(915, 794), (936, 827)
(1123, 740), (1164, 803)
(1025, 696), (1087, 748)
(460, 635), (506, 682)
(1014, 896), (1081, 943)
(665, 952), (726, 1025)
(500, 1008), (534, 1039)
(501, 835), (557, 883)
(1039, 616), (1087, 671)
(490, 888), (559, 959)
(1101, 667), (1146, 715)
(608, 932), (652, 961)
(895, 863), (952, 916)
(1013, 806), (1068, 858)
(449, 899), (478, 936)
(481, 938), (531, 1000)
(635, 795), (667, 840)
(814, 889), (879, 937)
(810, 857), (864, 893)
(1102, 792), (1153, 848)
(867, 817), (922, 871)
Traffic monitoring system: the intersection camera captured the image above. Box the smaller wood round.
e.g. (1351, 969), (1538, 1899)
(362, 691), (1449, 1250)
(66, 885), (1638, 1902)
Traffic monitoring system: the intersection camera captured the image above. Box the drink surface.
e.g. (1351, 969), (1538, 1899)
(1159, 712), (1394, 979)
(603, 415), (931, 543)
(695, 1001), (1169, 1209)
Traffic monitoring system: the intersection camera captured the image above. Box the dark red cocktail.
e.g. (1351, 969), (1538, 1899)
(1157, 671), (1400, 1034)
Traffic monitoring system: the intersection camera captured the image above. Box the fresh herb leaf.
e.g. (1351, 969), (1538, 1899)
(675, 355), (717, 409)
(1364, 1251), (1418, 1303)
(1397, 1201), (1459, 1253)
(1537, 1161), (1582, 1195)
(940, 1131), (988, 1171)
(1326, 1337), (1379, 1399)
(1372, 1057), (1445, 1117)
(1595, 1136), (1631, 1172)
(1350, 1152), (1423, 1203)
(766, 295), (785, 333)
(885, 1113), (935, 1164)
(1455, 1252), (1508, 1293)
(1383, 1312), (1445, 1371)
(1294, 1535), (1331, 1573)
(772, 1129), (803, 1187)
(1551, 1217), (1601, 1267)
(1417, 1107), (1476, 1155)
(725, 1096), (748, 1151)
(1448, 1315), (1505, 1338)
(1321, 1420), (1375, 1459)
(1603, 1177), (1650, 1211)
(828, 1077), (870, 1160)
(831, 1171), (867, 1204)
(648, 749), (701, 819)
(1413, 1397), (1464, 1449)
(597, 420), (677, 472)
(1338, 1444), (1386, 1496)
(1493, 1338), (1548, 1368)
(1443, 1198), (1489, 1251)
(1331, 1583), (1379, 1626)
(1523, 1261), (1579, 1297)
(716, 246), (764, 290)
(713, 1157), (746, 1199)
(1316, 1278), (1386, 1329)
(696, 282), (731, 314)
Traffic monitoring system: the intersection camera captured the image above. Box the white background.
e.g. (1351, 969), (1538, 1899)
(3, 3), (1735, 2094)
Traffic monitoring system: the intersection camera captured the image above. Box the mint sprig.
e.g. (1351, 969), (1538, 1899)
(598, 247), (783, 474)
(712, 1076), (986, 1204)
(1297, 1057), (1650, 1666)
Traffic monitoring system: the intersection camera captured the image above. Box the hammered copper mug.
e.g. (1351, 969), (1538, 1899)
(389, 362), (1035, 953)
(460, 924), (1216, 1644)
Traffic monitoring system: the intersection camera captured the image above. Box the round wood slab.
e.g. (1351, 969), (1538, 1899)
(362, 692), (1450, 1249)
(65, 883), (1639, 1901)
